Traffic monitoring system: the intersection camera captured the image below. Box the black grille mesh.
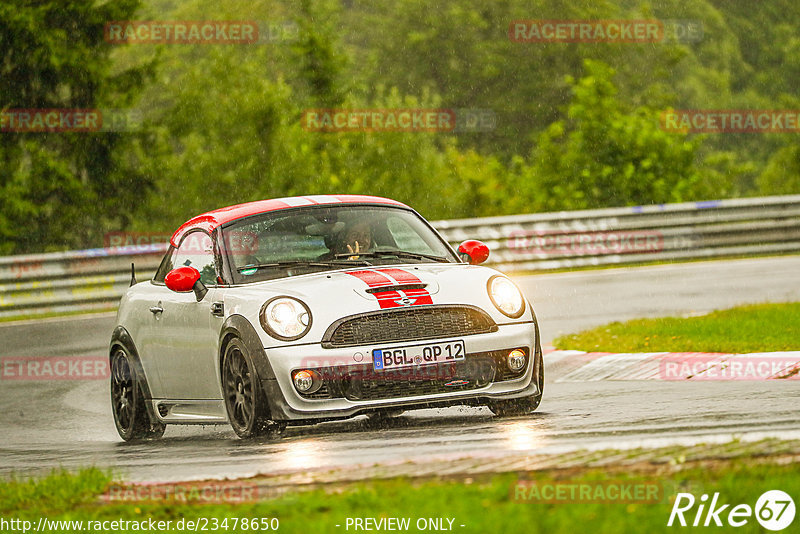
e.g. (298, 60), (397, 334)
(296, 349), (528, 401)
(340, 356), (495, 401)
(323, 306), (497, 348)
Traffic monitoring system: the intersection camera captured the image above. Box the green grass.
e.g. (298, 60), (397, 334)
(554, 302), (800, 353)
(2, 460), (799, 533)
(0, 308), (115, 323)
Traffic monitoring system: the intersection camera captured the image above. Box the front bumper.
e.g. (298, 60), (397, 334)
(260, 321), (540, 421)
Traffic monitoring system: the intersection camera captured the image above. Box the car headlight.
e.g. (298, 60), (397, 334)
(260, 297), (312, 341)
(487, 275), (525, 318)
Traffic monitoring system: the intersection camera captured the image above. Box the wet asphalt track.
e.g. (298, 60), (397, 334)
(1, 256), (799, 482)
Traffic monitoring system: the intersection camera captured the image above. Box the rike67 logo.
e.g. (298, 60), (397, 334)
(668, 490), (795, 531)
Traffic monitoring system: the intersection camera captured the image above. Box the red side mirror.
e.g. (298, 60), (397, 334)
(165, 266), (201, 292)
(457, 240), (490, 265)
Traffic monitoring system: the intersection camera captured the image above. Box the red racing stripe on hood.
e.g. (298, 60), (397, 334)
(375, 268), (421, 284)
(346, 270), (403, 308)
(377, 268), (434, 305)
(346, 269), (394, 287)
(346, 268), (433, 308)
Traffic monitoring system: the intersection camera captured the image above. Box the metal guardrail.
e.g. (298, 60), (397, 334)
(0, 245), (166, 318)
(1, 195), (799, 318)
(433, 194), (800, 271)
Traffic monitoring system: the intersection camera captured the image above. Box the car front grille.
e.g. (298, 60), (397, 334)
(341, 361), (489, 401)
(322, 305), (498, 348)
(297, 349), (527, 401)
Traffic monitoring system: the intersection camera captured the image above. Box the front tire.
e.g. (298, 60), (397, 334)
(363, 409), (404, 427)
(488, 348), (544, 417)
(222, 338), (284, 438)
(110, 347), (166, 441)
(487, 394), (542, 417)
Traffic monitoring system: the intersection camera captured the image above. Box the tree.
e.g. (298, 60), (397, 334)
(523, 60), (709, 210)
(0, 0), (152, 254)
(758, 146), (800, 195)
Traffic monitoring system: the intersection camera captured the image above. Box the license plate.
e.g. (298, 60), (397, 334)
(372, 339), (466, 371)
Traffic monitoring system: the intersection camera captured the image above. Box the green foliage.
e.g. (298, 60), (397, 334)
(346, 0), (615, 158)
(2, 0), (799, 253)
(291, 0), (348, 107)
(346, 0), (800, 197)
(0, 0), (153, 254)
(521, 60), (707, 210)
(758, 145), (800, 195)
(122, 0), (511, 231)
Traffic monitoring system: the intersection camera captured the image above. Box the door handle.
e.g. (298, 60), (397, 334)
(149, 306), (164, 314)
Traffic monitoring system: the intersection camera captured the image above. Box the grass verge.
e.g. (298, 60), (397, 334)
(554, 302), (800, 353)
(0, 309), (115, 324)
(2, 457), (798, 533)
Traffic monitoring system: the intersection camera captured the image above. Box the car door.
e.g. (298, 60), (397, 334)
(150, 231), (222, 400)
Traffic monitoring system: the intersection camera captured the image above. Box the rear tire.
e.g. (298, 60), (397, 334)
(222, 338), (284, 438)
(110, 347), (166, 441)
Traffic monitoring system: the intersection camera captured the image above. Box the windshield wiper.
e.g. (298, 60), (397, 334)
(237, 259), (370, 273)
(334, 250), (450, 263)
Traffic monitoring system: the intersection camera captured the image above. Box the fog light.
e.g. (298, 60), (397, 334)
(507, 349), (526, 372)
(293, 370), (314, 393)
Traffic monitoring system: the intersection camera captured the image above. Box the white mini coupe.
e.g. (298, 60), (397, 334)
(110, 195), (543, 440)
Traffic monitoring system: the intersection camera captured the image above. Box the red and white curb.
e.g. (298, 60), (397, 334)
(542, 346), (800, 382)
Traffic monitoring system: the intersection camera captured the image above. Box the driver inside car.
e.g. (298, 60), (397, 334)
(318, 219), (375, 261)
(340, 221), (373, 258)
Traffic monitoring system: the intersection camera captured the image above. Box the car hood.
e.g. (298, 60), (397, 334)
(220, 263), (532, 347)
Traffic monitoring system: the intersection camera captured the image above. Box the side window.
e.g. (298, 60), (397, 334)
(172, 232), (217, 285)
(153, 247), (176, 283)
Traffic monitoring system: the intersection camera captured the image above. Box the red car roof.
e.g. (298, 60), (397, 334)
(170, 195), (409, 246)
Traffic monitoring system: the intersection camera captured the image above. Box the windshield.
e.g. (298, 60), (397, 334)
(220, 205), (458, 284)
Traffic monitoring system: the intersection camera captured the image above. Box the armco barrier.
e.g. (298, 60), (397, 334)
(0, 244), (166, 318)
(1, 195), (799, 318)
(432, 195), (800, 271)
